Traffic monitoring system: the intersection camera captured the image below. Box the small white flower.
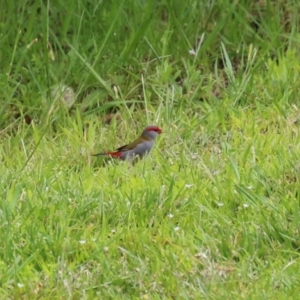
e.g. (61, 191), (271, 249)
(103, 246), (109, 253)
(111, 229), (116, 234)
(217, 202), (224, 207)
(195, 252), (208, 259)
(247, 186), (253, 190)
(168, 213), (174, 219)
(17, 283), (24, 288)
(191, 153), (198, 159)
(189, 49), (196, 56)
(174, 226), (180, 231)
(243, 203), (249, 208)
(185, 184), (194, 188)
(79, 240), (86, 244)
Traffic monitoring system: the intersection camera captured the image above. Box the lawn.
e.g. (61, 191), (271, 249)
(1, 0), (300, 298)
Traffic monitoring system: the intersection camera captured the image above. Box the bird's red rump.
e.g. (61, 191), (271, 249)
(107, 151), (122, 158)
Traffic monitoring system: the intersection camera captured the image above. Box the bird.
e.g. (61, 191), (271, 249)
(93, 125), (162, 161)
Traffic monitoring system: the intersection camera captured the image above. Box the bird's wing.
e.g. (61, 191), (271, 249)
(116, 143), (130, 152)
(116, 136), (150, 152)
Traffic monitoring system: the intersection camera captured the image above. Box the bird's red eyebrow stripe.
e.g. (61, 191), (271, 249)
(147, 126), (162, 132)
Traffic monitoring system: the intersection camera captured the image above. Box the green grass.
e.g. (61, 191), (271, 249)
(1, 0), (300, 298)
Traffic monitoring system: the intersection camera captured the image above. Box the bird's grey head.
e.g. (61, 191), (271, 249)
(141, 125), (162, 140)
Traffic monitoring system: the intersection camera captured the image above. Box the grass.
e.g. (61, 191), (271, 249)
(1, 0), (300, 298)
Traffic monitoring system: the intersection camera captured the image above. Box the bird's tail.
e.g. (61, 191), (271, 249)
(92, 152), (107, 157)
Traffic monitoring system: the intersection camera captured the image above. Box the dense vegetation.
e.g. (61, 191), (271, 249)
(1, 1), (300, 298)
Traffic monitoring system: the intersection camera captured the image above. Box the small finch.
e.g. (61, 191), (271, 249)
(93, 125), (162, 161)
